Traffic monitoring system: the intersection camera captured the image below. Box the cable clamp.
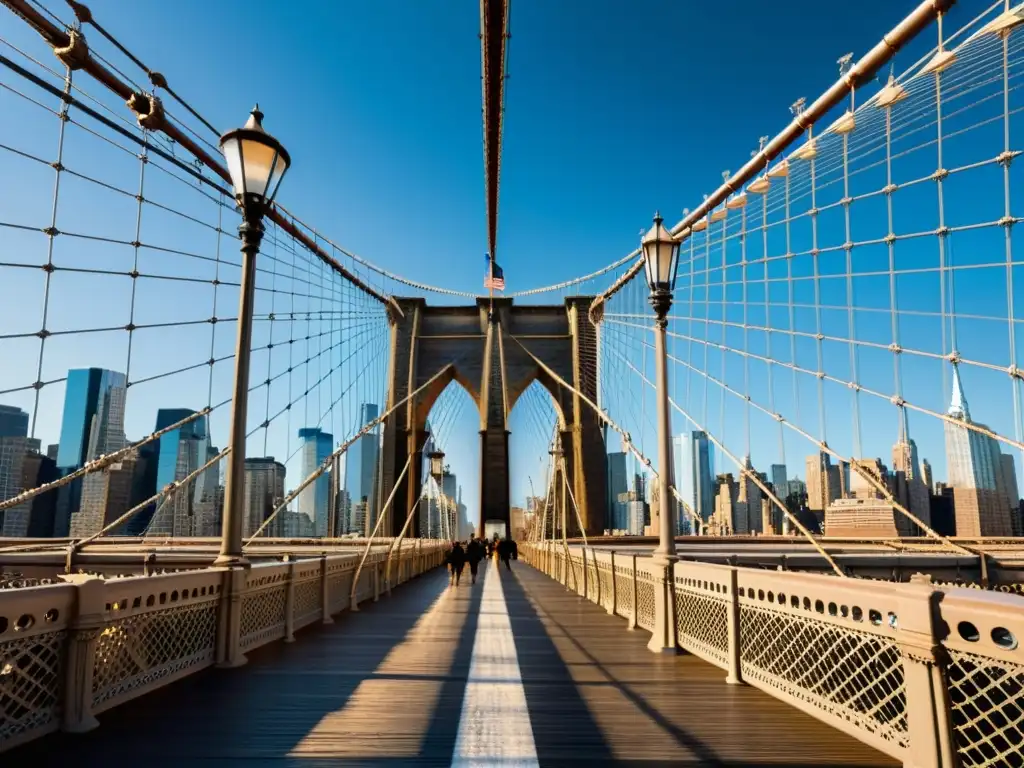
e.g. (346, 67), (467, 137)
(54, 29), (89, 70)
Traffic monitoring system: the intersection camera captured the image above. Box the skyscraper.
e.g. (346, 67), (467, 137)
(344, 403), (379, 533)
(0, 405), (29, 439)
(56, 368), (127, 536)
(243, 457), (286, 537)
(0, 433), (38, 536)
(146, 409), (215, 537)
(943, 366), (1015, 536)
(606, 451), (627, 530)
(892, 412), (931, 534)
(673, 431), (715, 530)
(805, 451), (840, 516)
(770, 464), (788, 494)
(297, 427), (333, 536)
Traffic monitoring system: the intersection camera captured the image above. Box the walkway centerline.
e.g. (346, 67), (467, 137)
(451, 565), (539, 767)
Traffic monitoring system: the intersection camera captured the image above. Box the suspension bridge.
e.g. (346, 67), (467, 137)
(0, 0), (1023, 765)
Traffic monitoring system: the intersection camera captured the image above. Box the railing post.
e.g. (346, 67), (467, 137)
(896, 574), (958, 768)
(284, 559), (296, 643)
(321, 554), (333, 625)
(373, 559), (381, 601)
(725, 562), (743, 685)
(628, 554), (638, 631)
(217, 566), (247, 668)
(581, 547), (588, 600)
(350, 563), (361, 613)
(646, 560), (678, 653)
(608, 550), (617, 616)
(59, 574), (105, 733)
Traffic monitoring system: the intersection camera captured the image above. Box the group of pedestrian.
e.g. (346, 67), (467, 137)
(444, 535), (518, 586)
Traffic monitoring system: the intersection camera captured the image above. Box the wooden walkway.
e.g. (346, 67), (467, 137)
(11, 562), (898, 766)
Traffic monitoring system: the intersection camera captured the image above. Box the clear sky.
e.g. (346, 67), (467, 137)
(2, 0), (1021, 530)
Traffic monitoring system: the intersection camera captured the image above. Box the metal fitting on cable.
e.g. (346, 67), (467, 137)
(126, 91), (166, 131)
(54, 29), (89, 70)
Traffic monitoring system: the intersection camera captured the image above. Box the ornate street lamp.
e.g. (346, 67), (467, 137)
(216, 106), (290, 566)
(642, 211), (681, 319)
(641, 212), (680, 568)
(428, 450), (446, 481)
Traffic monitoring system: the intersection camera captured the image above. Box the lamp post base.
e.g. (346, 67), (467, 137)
(213, 554), (250, 568)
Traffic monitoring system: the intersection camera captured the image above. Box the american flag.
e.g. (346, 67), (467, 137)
(484, 256), (505, 291)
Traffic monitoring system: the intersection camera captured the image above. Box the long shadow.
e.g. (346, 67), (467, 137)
(418, 567), (485, 759)
(508, 568), (726, 766)
(508, 567), (894, 768)
(499, 564), (616, 764)
(8, 568), (460, 767)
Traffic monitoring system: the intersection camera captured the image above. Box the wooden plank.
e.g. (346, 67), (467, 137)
(505, 564), (899, 766)
(10, 562), (898, 766)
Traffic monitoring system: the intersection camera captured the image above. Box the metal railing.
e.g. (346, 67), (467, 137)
(521, 541), (1024, 767)
(0, 541), (448, 752)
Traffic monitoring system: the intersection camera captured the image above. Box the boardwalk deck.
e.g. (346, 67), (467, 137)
(11, 562), (898, 766)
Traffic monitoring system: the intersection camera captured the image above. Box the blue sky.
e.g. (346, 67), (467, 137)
(2, 1), (1022, 528)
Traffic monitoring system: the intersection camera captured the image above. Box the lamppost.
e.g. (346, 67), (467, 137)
(641, 212), (681, 566)
(215, 106), (291, 566)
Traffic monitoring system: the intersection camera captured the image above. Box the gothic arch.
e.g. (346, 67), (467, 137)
(376, 296), (606, 538)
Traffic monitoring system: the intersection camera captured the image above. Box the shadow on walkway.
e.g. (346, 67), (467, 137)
(504, 563), (898, 767)
(9, 567), (483, 767)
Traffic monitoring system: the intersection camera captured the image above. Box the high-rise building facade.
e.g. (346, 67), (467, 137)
(606, 451), (627, 529)
(0, 435), (38, 536)
(56, 368), (127, 536)
(297, 427), (333, 536)
(71, 450), (138, 536)
(805, 451), (841, 516)
(891, 414), (931, 534)
(243, 457), (286, 537)
(673, 431), (715, 532)
(21, 449), (59, 537)
(943, 367), (1015, 536)
(344, 403), (379, 531)
(770, 464), (787, 494)
(145, 409), (217, 537)
(0, 405), (29, 439)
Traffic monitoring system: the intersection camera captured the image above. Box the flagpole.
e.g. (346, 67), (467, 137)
(488, 252), (494, 318)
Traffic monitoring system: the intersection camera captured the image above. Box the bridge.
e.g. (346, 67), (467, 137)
(0, 0), (1023, 765)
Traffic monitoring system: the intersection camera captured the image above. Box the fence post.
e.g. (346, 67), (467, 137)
(628, 554), (638, 631)
(581, 547), (589, 600)
(373, 559), (381, 601)
(725, 562), (742, 685)
(608, 550), (617, 615)
(59, 574), (105, 733)
(646, 560), (678, 653)
(217, 566), (247, 668)
(897, 574), (958, 768)
(321, 554), (333, 625)
(284, 559), (296, 643)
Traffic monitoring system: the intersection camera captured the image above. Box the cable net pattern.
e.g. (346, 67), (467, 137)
(739, 602), (908, 748)
(595, 3), (1024, 546)
(0, 629), (64, 743)
(947, 648), (1024, 767)
(0, 4), (393, 543)
(91, 600), (217, 710)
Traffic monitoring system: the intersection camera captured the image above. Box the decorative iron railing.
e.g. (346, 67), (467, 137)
(0, 542), (447, 752)
(522, 541), (1024, 767)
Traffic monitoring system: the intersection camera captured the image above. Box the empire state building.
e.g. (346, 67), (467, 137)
(943, 366), (1016, 536)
